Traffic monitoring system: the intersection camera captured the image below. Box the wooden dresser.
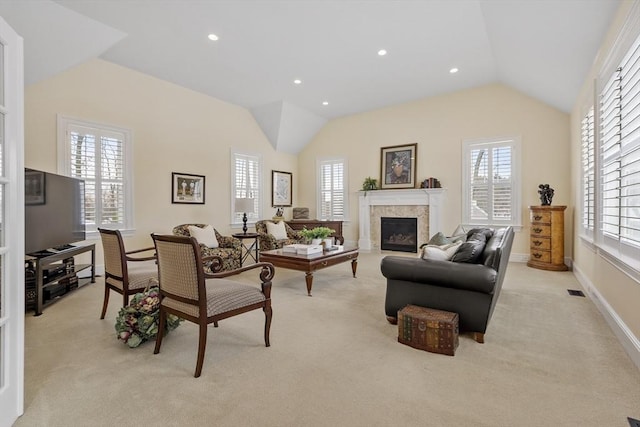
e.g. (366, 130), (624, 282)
(286, 220), (343, 238)
(527, 205), (568, 271)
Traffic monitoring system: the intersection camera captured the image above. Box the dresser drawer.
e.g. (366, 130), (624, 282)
(530, 224), (551, 237)
(530, 211), (551, 224)
(530, 250), (551, 263)
(530, 237), (551, 251)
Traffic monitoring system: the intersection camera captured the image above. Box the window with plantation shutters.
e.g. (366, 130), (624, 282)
(318, 158), (348, 221)
(57, 116), (133, 234)
(597, 31), (640, 261)
(231, 150), (261, 225)
(462, 138), (521, 226)
(581, 106), (595, 237)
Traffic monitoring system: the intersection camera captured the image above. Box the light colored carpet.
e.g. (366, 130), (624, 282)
(16, 252), (640, 426)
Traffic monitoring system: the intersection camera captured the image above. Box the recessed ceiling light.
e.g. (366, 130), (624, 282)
(378, 49), (387, 56)
(322, 101), (329, 106)
(208, 34), (219, 41)
(450, 67), (459, 74)
(294, 79), (302, 85)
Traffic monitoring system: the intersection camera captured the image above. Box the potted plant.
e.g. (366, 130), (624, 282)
(300, 226), (334, 246)
(361, 177), (378, 192)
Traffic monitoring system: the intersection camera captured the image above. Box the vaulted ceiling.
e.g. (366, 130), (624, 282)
(0, 0), (620, 153)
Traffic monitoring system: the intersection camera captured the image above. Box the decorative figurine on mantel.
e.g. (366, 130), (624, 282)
(538, 184), (554, 206)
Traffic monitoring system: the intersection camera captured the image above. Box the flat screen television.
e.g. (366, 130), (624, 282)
(25, 168), (86, 256)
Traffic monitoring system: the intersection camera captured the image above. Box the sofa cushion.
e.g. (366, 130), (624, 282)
(421, 240), (462, 261)
(450, 231), (488, 263)
(188, 225), (219, 248)
(427, 232), (451, 246)
(266, 221), (288, 240)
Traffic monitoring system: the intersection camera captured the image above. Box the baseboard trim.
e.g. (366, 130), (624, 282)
(573, 263), (640, 372)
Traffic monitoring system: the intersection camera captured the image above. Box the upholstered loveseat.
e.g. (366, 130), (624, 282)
(172, 224), (242, 272)
(380, 226), (514, 343)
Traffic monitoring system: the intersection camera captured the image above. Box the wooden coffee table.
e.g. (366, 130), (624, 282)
(259, 245), (358, 296)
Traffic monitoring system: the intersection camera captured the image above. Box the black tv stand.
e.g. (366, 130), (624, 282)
(25, 243), (96, 316)
(53, 244), (76, 251)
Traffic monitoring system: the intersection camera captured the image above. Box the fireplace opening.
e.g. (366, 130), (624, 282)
(381, 217), (418, 253)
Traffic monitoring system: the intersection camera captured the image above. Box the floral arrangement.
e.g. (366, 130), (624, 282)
(299, 226), (334, 240)
(115, 286), (182, 348)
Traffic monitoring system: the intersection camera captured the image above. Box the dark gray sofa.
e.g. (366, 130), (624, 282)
(380, 226), (514, 343)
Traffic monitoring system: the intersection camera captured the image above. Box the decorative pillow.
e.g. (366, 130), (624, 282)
(449, 225), (469, 243)
(450, 232), (487, 263)
(421, 240), (463, 261)
(266, 221), (288, 240)
(188, 225), (219, 248)
(427, 232), (452, 246)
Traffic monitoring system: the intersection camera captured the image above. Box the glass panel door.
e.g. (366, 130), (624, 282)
(0, 15), (25, 427)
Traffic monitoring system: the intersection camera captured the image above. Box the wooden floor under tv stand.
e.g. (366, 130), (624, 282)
(25, 243), (96, 316)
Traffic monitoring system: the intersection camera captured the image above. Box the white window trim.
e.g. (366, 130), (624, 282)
(56, 115), (134, 239)
(230, 149), (263, 229)
(316, 157), (349, 222)
(593, 1), (640, 276)
(580, 105), (596, 242)
(461, 136), (522, 229)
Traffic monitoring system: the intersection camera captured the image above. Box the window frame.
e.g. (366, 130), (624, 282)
(57, 115), (134, 238)
(580, 106), (596, 241)
(316, 157), (349, 222)
(461, 137), (522, 228)
(595, 22), (640, 273)
(230, 149), (262, 228)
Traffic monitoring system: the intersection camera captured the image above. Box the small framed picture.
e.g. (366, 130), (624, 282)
(380, 143), (418, 189)
(172, 172), (205, 204)
(272, 170), (292, 207)
(25, 170), (46, 205)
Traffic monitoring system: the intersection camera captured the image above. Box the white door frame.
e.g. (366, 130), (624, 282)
(0, 14), (25, 427)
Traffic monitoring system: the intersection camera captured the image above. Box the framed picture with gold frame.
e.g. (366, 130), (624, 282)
(380, 143), (417, 189)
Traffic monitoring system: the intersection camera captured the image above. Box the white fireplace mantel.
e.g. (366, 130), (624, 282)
(358, 188), (446, 250)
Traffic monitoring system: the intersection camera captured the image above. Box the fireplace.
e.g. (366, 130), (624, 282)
(380, 217), (418, 253)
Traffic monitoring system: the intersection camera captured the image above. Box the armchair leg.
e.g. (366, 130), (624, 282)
(194, 323), (208, 378)
(473, 332), (485, 343)
(386, 316), (398, 325)
(154, 309), (167, 354)
(100, 287), (110, 319)
(264, 304), (272, 347)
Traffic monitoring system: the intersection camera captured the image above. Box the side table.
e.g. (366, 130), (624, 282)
(232, 232), (259, 266)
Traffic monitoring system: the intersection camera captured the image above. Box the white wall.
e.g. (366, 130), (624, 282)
(298, 83), (571, 258)
(570, 1), (640, 365)
(25, 59), (297, 261)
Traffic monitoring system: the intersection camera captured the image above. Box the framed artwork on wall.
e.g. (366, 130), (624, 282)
(172, 172), (205, 204)
(272, 170), (292, 207)
(380, 143), (417, 189)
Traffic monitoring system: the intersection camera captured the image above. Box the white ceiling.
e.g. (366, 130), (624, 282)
(0, 0), (620, 152)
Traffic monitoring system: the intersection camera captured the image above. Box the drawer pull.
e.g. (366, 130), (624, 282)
(533, 240), (543, 246)
(321, 261), (328, 266)
(534, 215), (543, 220)
(533, 253), (542, 259)
(533, 227), (543, 234)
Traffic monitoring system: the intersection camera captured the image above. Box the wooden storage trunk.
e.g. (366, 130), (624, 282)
(398, 305), (459, 356)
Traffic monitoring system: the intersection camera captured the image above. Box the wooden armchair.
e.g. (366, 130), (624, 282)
(172, 224), (242, 272)
(151, 234), (275, 378)
(98, 228), (157, 319)
(255, 219), (305, 251)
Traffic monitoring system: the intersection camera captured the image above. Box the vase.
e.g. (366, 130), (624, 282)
(311, 238), (322, 245)
(323, 238), (334, 248)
